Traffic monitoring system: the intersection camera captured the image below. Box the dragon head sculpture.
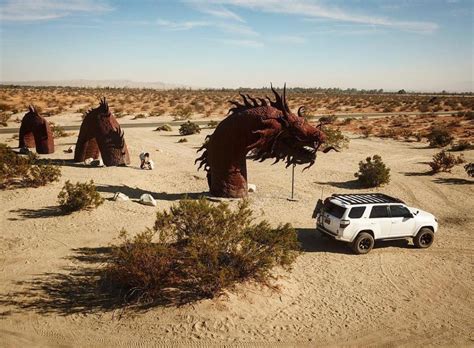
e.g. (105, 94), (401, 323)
(246, 84), (328, 169)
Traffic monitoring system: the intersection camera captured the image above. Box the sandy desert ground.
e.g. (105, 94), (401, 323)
(0, 116), (473, 347)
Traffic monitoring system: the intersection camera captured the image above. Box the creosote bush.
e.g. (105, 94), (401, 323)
(464, 163), (474, 177)
(323, 126), (349, 150)
(103, 199), (300, 305)
(57, 180), (104, 213)
(427, 126), (454, 147)
(179, 121), (201, 136)
(429, 150), (464, 173)
(449, 140), (473, 152)
(354, 155), (391, 187)
(0, 144), (61, 189)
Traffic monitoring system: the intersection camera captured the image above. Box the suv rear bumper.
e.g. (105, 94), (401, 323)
(317, 224), (346, 241)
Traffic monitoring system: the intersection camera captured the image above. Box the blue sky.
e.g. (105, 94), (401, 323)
(0, 0), (472, 91)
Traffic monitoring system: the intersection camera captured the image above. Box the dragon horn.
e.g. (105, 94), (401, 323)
(298, 106), (305, 118)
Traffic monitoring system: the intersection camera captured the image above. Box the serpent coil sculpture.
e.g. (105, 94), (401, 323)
(19, 105), (55, 154)
(74, 98), (130, 166)
(196, 84), (334, 198)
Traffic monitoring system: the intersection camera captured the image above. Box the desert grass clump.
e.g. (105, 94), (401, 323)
(464, 163), (474, 177)
(354, 155), (391, 187)
(172, 105), (192, 120)
(207, 120), (219, 128)
(103, 199), (300, 305)
(0, 144), (61, 189)
(428, 150), (464, 173)
(57, 180), (104, 213)
(177, 138), (188, 143)
(50, 123), (70, 138)
(154, 124), (172, 132)
(427, 126), (454, 147)
(179, 121), (201, 136)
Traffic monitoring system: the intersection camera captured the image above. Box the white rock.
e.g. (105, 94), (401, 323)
(248, 184), (257, 193)
(139, 193), (157, 206)
(84, 157), (94, 165)
(113, 192), (129, 202)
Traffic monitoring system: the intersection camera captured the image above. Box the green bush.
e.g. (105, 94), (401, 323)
(354, 155), (391, 187)
(427, 126), (454, 147)
(429, 150), (464, 173)
(179, 121), (201, 136)
(323, 126), (349, 149)
(57, 180), (104, 213)
(0, 144), (61, 189)
(465, 163), (474, 177)
(103, 199), (299, 305)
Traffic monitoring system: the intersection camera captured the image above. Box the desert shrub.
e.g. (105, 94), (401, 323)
(172, 105), (192, 120)
(0, 113), (11, 127)
(150, 109), (165, 117)
(50, 123), (69, 138)
(179, 121), (201, 136)
(427, 126), (454, 147)
(103, 199), (299, 305)
(57, 180), (104, 213)
(341, 117), (354, 125)
(177, 138), (188, 143)
(464, 163), (474, 177)
(354, 155), (391, 187)
(463, 111), (474, 120)
(207, 120), (219, 128)
(155, 124), (172, 132)
(133, 113), (146, 120)
(449, 140), (473, 152)
(428, 150), (464, 173)
(0, 144), (61, 189)
(361, 125), (373, 138)
(323, 127), (349, 150)
(319, 114), (337, 124)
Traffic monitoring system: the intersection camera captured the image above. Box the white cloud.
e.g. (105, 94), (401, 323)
(192, 0), (438, 34)
(0, 0), (112, 21)
(218, 39), (263, 48)
(156, 18), (211, 31)
(195, 4), (245, 22)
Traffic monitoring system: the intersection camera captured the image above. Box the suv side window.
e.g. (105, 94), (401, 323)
(390, 205), (411, 218)
(369, 205), (390, 218)
(349, 206), (366, 218)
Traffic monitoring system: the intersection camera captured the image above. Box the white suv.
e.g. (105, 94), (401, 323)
(313, 194), (438, 254)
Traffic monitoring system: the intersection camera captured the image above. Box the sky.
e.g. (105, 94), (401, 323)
(0, 0), (473, 91)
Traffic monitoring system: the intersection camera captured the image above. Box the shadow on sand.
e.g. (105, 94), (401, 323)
(95, 184), (209, 201)
(313, 179), (361, 190)
(297, 228), (414, 254)
(8, 206), (64, 220)
(433, 177), (473, 185)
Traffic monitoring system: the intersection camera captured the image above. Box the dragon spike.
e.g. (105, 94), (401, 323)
(270, 83), (283, 108)
(239, 92), (252, 107)
(258, 98), (268, 106)
(246, 94), (259, 106)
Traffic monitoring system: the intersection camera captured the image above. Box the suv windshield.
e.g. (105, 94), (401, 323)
(325, 201), (346, 219)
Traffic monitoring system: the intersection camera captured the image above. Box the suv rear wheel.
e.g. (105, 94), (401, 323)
(413, 228), (434, 248)
(352, 232), (374, 255)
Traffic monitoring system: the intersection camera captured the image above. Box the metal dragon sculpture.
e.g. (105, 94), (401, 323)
(196, 84), (334, 198)
(19, 105), (55, 154)
(74, 98), (130, 166)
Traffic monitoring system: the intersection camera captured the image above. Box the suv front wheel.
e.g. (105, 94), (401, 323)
(413, 228), (434, 248)
(352, 232), (374, 255)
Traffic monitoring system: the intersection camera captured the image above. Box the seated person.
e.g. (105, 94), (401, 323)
(140, 152), (154, 170)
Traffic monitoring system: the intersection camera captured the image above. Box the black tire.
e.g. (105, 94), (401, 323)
(352, 232), (374, 254)
(413, 228), (434, 248)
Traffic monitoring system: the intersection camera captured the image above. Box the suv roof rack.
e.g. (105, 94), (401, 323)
(331, 193), (405, 205)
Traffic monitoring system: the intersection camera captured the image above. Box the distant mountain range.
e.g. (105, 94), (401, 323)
(0, 79), (190, 89)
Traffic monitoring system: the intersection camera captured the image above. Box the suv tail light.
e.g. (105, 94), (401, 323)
(340, 219), (350, 228)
